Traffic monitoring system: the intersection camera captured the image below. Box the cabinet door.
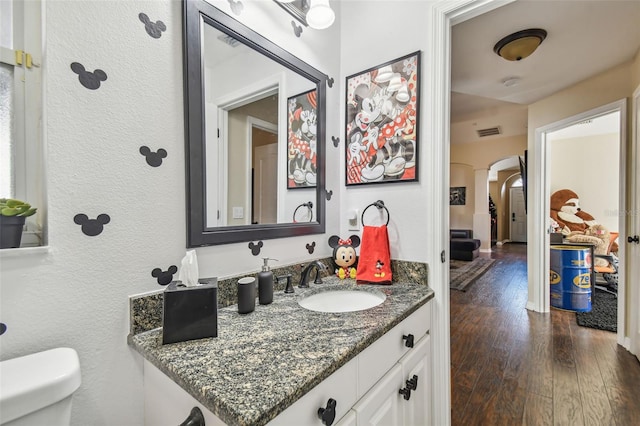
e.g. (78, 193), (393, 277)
(353, 364), (404, 426)
(144, 360), (225, 426)
(268, 357), (358, 425)
(335, 410), (357, 426)
(400, 333), (431, 426)
(357, 303), (431, 398)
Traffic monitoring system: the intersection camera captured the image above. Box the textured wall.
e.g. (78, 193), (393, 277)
(0, 0), (341, 424)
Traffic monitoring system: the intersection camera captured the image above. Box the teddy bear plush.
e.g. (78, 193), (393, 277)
(568, 223), (610, 268)
(550, 189), (597, 235)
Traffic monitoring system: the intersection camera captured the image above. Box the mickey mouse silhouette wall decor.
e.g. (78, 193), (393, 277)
(227, 0), (243, 15)
(248, 241), (263, 256)
(152, 265), (177, 286)
(138, 13), (166, 39)
(139, 146), (167, 167)
(325, 189), (333, 201)
(291, 21), (302, 37)
(74, 213), (111, 236)
(306, 242), (316, 254)
(70, 63), (107, 90)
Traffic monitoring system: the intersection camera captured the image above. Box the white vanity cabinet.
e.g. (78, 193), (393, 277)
(143, 301), (432, 426)
(269, 301), (431, 426)
(335, 410), (357, 426)
(353, 313), (431, 426)
(144, 360), (225, 426)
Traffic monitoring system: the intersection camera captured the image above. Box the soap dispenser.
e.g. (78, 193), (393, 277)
(258, 258), (277, 305)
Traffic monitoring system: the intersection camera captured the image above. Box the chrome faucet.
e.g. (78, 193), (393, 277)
(299, 261), (326, 288)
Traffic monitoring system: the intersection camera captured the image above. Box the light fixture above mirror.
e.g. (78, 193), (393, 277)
(274, 0), (335, 30)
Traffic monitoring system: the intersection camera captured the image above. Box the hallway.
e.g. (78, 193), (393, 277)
(450, 243), (640, 425)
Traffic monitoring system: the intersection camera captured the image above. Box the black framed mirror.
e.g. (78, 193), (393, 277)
(184, 0), (327, 246)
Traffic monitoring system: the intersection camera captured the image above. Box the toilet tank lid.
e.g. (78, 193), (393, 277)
(0, 347), (81, 424)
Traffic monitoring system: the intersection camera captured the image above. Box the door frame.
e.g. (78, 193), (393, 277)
(630, 85), (640, 358)
(531, 99), (627, 344)
(427, 1), (517, 424)
(247, 117), (278, 224)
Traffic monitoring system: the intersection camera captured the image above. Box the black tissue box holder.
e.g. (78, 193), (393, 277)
(162, 278), (218, 345)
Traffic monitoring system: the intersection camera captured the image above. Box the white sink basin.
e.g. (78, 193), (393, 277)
(298, 289), (386, 313)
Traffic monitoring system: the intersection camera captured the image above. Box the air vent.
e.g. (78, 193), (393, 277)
(217, 34), (240, 47)
(476, 126), (501, 137)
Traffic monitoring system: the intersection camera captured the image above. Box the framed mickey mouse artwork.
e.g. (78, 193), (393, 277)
(345, 51), (420, 186)
(287, 89), (318, 189)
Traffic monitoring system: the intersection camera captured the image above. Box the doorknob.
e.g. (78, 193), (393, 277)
(628, 235), (640, 244)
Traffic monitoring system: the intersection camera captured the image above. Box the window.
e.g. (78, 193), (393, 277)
(0, 0), (44, 247)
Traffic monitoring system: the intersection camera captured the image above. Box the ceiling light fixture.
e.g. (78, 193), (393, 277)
(493, 28), (547, 61)
(306, 0), (335, 30)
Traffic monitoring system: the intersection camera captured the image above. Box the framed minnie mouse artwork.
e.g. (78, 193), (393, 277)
(345, 51), (420, 186)
(287, 88), (318, 189)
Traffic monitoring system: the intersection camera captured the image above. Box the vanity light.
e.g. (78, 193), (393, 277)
(276, 0), (296, 3)
(306, 0), (335, 30)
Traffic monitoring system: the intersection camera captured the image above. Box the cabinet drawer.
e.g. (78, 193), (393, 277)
(357, 302), (431, 398)
(268, 356), (358, 425)
(144, 360), (225, 426)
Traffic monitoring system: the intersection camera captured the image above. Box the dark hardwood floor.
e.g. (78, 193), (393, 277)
(450, 243), (640, 425)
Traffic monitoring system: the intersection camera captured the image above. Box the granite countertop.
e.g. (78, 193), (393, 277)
(128, 278), (434, 426)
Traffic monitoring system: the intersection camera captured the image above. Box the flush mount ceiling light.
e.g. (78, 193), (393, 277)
(306, 0), (335, 30)
(493, 28), (547, 61)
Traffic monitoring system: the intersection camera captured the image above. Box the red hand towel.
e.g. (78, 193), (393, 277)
(356, 225), (392, 284)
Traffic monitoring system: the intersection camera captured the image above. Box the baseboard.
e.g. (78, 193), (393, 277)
(526, 301), (539, 312)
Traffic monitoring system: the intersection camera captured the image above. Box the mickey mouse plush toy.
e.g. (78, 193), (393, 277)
(328, 235), (360, 279)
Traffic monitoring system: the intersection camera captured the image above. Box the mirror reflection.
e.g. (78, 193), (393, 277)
(184, 0), (327, 246)
(202, 23), (317, 228)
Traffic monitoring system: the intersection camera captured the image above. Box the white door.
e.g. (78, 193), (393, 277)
(630, 86), (640, 360)
(353, 364), (404, 426)
(253, 142), (278, 224)
(401, 334), (431, 426)
(510, 187), (527, 242)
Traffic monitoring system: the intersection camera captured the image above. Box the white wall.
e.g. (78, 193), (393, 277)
(549, 133), (620, 232)
(339, 1), (432, 262)
(0, 1), (341, 424)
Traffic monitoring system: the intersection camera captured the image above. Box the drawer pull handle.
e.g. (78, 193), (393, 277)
(399, 385), (412, 401)
(317, 398), (337, 425)
(399, 375), (419, 401)
(407, 374), (418, 391)
(179, 407), (205, 426)
(402, 334), (414, 348)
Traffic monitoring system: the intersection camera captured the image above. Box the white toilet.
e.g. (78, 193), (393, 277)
(0, 348), (81, 426)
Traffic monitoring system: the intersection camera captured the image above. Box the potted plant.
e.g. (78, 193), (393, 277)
(0, 198), (37, 249)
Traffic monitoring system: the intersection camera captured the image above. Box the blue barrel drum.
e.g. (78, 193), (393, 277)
(550, 245), (592, 312)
